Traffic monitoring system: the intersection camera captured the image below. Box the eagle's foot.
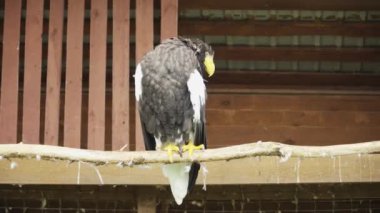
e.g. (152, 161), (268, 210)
(163, 143), (180, 163)
(182, 141), (204, 158)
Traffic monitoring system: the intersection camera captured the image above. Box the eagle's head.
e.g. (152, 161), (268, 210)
(179, 37), (215, 77)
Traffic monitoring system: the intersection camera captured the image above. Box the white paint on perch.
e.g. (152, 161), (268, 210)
(10, 161), (17, 169)
(279, 148), (292, 163)
(201, 163), (208, 191)
(338, 156), (342, 183)
(77, 161), (81, 184)
(296, 158), (301, 183)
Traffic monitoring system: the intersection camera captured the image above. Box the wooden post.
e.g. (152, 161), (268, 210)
(22, 0), (44, 144)
(137, 187), (157, 213)
(136, 1), (156, 211)
(64, 0), (85, 148)
(112, 0), (130, 150)
(44, 0), (64, 146)
(88, 0), (108, 150)
(0, 0), (22, 143)
(160, 0), (178, 41)
(135, 0), (154, 151)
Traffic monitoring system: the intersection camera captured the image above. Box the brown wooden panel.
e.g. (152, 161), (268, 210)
(210, 71), (380, 88)
(64, 0), (85, 148)
(213, 46), (380, 61)
(207, 125), (380, 147)
(161, 0), (178, 41)
(112, 0), (130, 151)
(0, 0), (22, 143)
(8, 44), (380, 66)
(207, 94), (380, 111)
(179, 0), (380, 10)
(22, 0), (44, 144)
(3, 18), (378, 43)
(44, 0), (64, 146)
(135, 0), (154, 151)
(207, 109), (380, 128)
(179, 20), (380, 37)
(87, 0), (107, 150)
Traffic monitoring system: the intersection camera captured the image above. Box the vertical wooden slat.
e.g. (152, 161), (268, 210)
(44, 0), (64, 145)
(160, 0), (178, 41)
(0, 0), (22, 143)
(135, 0), (154, 151)
(88, 0), (108, 150)
(22, 0), (44, 144)
(137, 187), (157, 213)
(64, 0), (85, 148)
(112, 0), (130, 150)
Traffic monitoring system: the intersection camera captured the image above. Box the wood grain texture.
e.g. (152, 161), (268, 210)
(112, 0), (130, 151)
(137, 188), (157, 213)
(22, 0), (44, 144)
(210, 71), (380, 88)
(0, 0), (22, 143)
(87, 0), (108, 150)
(180, 20), (380, 37)
(213, 46), (380, 61)
(64, 0), (85, 148)
(160, 0), (178, 41)
(135, 0), (154, 151)
(44, 0), (64, 146)
(0, 142), (379, 184)
(179, 0), (380, 10)
(4, 19), (379, 40)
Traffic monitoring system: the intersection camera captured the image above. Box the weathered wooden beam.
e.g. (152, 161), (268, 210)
(213, 46), (380, 61)
(179, 0), (380, 10)
(0, 141), (379, 185)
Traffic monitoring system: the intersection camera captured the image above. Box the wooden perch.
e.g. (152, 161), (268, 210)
(0, 141), (379, 185)
(0, 141), (379, 166)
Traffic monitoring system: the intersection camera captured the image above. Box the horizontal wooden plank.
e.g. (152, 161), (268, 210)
(7, 44), (380, 63)
(179, 0), (380, 10)
(207, 125), (380, 147)
(210, 71), (380, 88)
(28, 0), (380, 11)
(1, 184), (380, 203)
(0, 149), (378, 184)
(180, 20), (380, 37)
(206, 110), (380, 127)
(213, 46), (380, 61)
(3, 19), (380, 41)
(207, 94), (380, 111)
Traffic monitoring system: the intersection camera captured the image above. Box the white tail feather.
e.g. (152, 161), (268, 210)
(162, 163), (191, 205)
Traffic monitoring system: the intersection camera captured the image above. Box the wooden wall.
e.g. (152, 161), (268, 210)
(206, 93), (380, 147)
(0, 0), (380, 150)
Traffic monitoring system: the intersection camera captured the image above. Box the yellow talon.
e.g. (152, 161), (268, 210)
(182, 141), (204, 157)
(163, 143), (180, 163)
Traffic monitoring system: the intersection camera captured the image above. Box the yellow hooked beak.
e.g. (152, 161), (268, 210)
(204, 54), (215, 77)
